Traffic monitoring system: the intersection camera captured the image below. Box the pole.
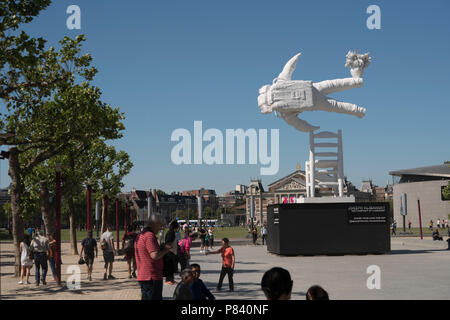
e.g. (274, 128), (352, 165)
(86, 184), (91, 233)
(55, 166), (62, 286)
(129, 202), (133, 226)
(124, 201), (127, 234)
(417, 199), (423, 240)
(116, 198), (119, 250)
(95, 201), (101, 240)
(104, 195), (108, 227)
(250, 195), (255, 230)
(309, 131), (315, 198)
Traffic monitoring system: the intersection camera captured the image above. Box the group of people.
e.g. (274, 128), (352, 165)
(430, 219), (449, 230)
(19, 228), (58, 286)
(250, 224), (268, 245)
(19, 217), (329, 300)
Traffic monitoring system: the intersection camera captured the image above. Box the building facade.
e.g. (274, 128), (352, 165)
(390, 164), (450, 229)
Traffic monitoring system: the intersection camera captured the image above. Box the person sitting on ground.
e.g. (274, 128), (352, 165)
(306, 285), (329, 300)
(190, 263), (215, 300)
(173, 269), (194, 300)
(261, 267), (293, 300)
(432, 228), (443, 241)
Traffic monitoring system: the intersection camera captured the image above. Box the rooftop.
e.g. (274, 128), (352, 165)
(389, 164), (450, 179)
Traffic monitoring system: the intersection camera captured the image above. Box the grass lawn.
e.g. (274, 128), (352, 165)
(2, 226), (447, 243)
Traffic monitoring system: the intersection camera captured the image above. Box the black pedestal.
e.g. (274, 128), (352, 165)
(267, 202), (391, 255)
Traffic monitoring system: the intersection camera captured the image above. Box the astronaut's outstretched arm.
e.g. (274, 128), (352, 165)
(313, 77), (363, 96)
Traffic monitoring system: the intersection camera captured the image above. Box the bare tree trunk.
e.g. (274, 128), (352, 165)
(40, 180), (55, 237)
(101, 194), (108, 234)
(8, 147), (24, 277)
(68, 195), (78, 255)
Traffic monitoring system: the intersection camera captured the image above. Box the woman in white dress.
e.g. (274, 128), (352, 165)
(19, 234), (33, 284)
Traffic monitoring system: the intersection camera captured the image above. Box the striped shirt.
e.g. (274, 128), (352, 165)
(135, 229), (163, 281)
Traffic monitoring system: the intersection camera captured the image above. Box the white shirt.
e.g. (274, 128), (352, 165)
(101, 231), (114, 252)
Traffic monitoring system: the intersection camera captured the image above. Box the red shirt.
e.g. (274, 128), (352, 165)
(219, 246), (234, 268)
(135, 230), (163, 281)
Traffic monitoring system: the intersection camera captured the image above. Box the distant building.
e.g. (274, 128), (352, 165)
(389, 164), (450, 228)
(359, 180), (393, 201)
(182, 188), (218, 210)
(235, 184), (248, 194)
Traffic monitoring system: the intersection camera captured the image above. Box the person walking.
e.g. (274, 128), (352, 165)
(19, 234), (33, 285)
(48, 234), (57, 282)
(80, 231), (98, 281)
(208, 226), (214, 250)
(429, 220), (433, 230)
(199, 225), (207, 253)
(30, 227), (49, 286)
(437, 219), (441, 229)
(122, 224), (137, 279)
(206, 238), (235, 292)
(101, 225), (116, 280)
(261, 224), (268, 245)
(408, 220), (412, 231)
(164, 220), (180, 285)
(251, 226), (258, 245)
(391, 220), (397, 236)
(135, 214), (172, 300)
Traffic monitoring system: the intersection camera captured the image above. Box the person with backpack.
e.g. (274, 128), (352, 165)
(122, 224), (137, 279)
(101, 225), (116, 280)
(80, 231), (98, 281)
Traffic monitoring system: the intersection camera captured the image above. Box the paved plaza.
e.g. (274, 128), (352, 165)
(1, 237), (449, 300)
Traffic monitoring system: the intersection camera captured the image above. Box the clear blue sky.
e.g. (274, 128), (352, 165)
(1, 0), (449, 195)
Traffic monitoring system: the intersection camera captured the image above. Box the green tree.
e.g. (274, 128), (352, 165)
(203, 206), (214, 219)
(442, 183), (450, 200)
(86, 141), (133, 233)
(0, 2), (125, 274)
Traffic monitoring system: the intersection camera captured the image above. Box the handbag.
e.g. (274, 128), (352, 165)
(78, 256), (86, 265)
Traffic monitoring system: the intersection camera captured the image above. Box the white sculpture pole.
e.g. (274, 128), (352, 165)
(309, 131), (315, 198)
(337, 130), (344, 197)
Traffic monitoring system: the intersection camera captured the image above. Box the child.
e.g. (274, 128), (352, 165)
(19, 234), (33, 285)
(190, 264), (215, 300)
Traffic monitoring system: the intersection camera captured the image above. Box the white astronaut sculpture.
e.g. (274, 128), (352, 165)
(258, 51), (371, 200)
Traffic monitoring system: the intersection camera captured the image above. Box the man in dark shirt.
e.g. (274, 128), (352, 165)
(173, 269), (194, 300)
(80, 231), (98, 281)
(199, 225), (207, 253)
(190, 263), (215, 300)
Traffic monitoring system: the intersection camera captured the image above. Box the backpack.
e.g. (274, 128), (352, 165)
(123, 235), (135, 254)
(101, 239), (108, 251)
